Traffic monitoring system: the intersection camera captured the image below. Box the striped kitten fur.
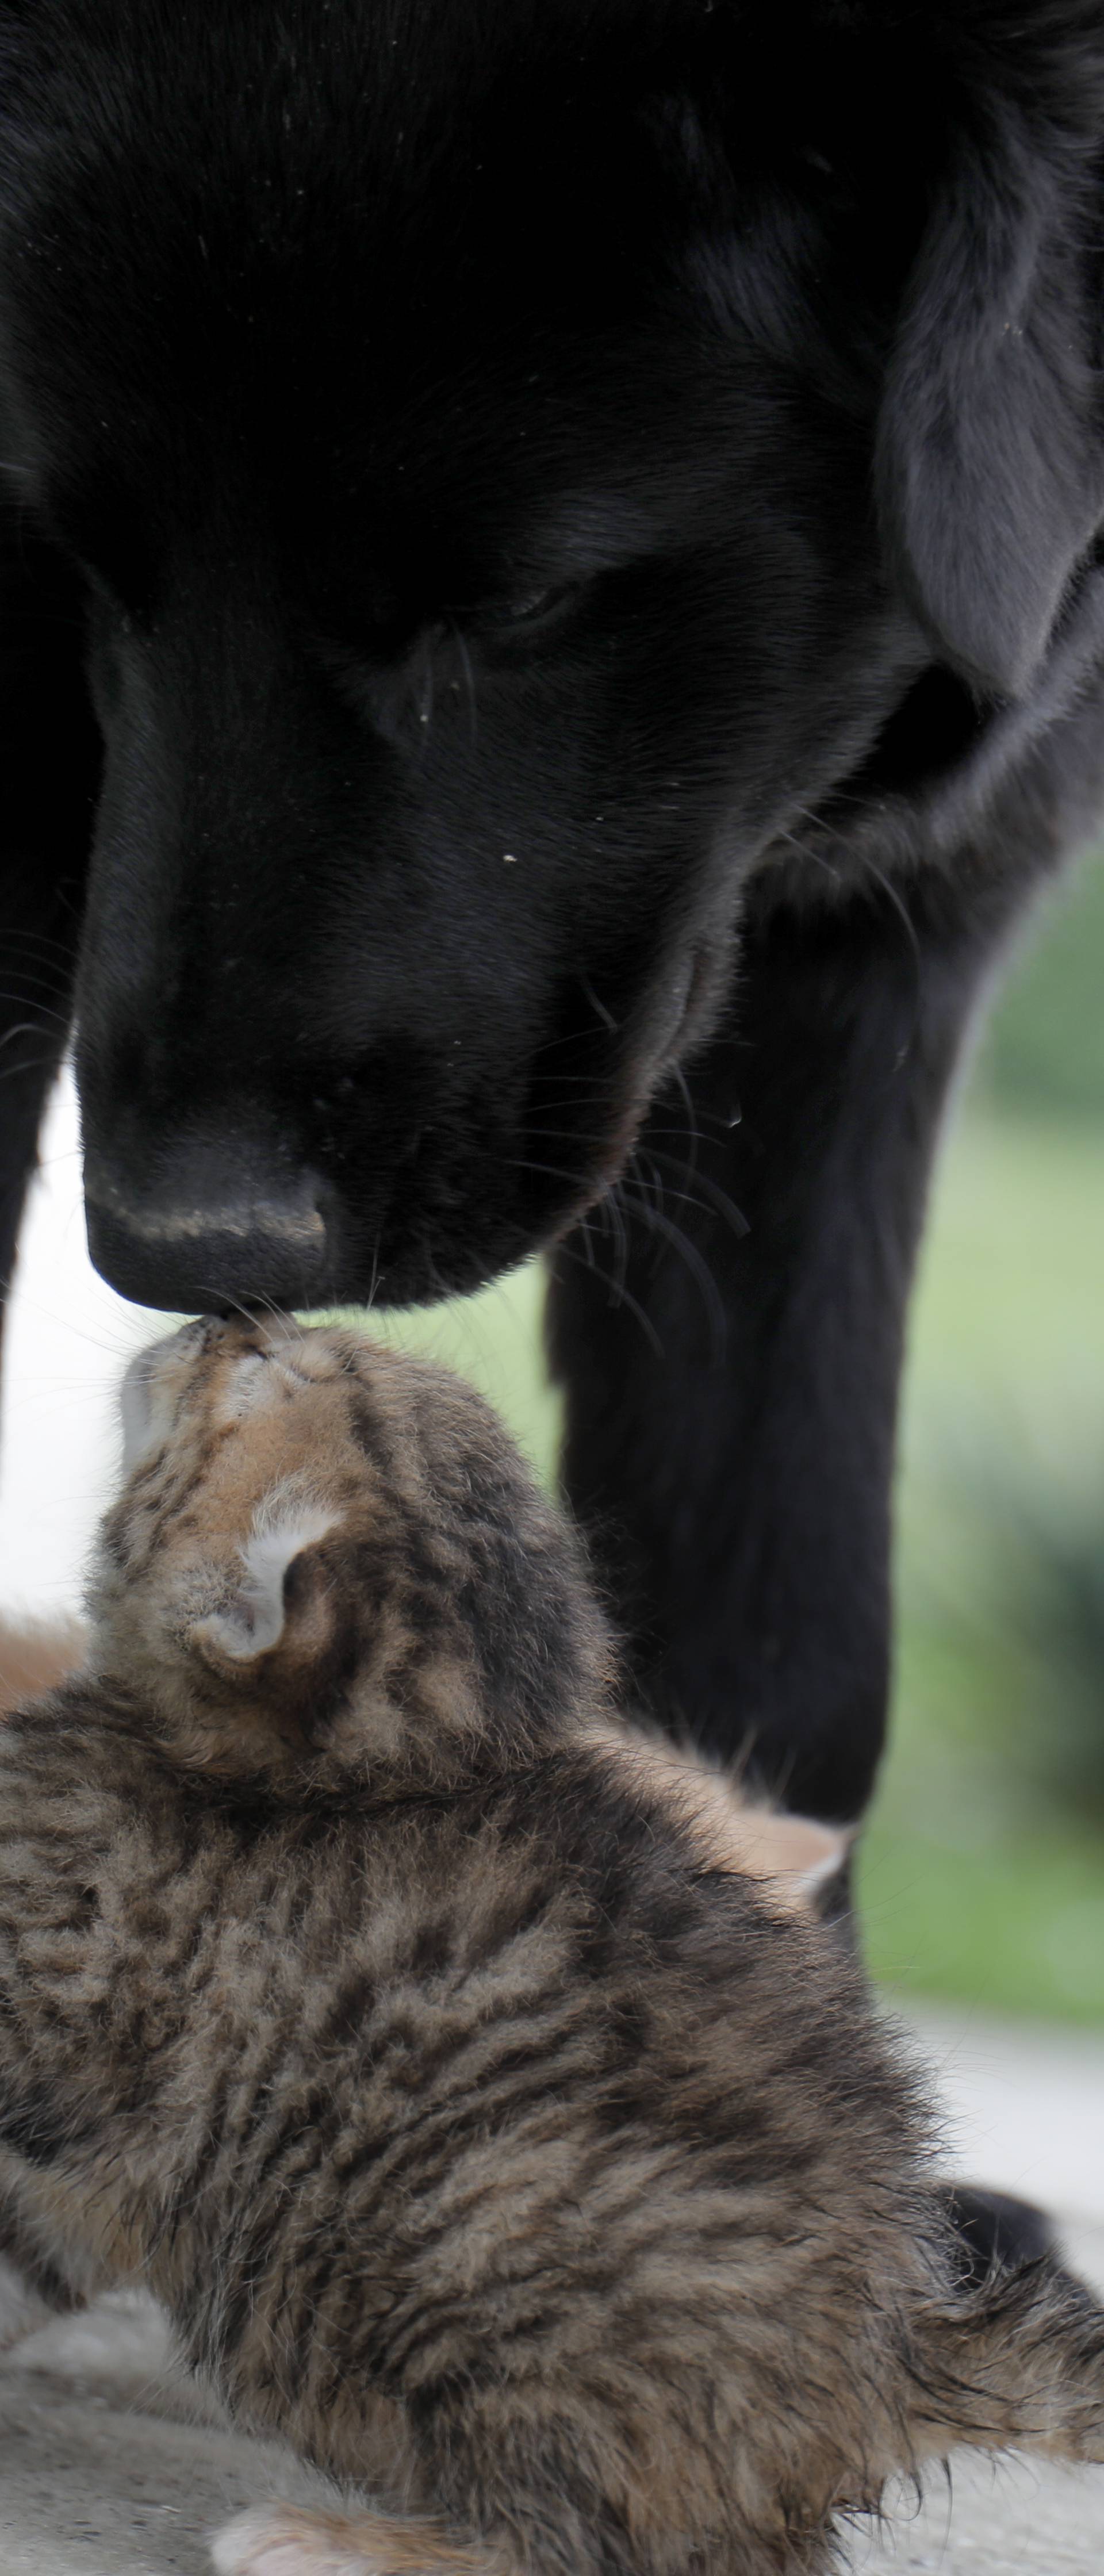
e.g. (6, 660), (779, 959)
(0, 1315), (1100, 2576)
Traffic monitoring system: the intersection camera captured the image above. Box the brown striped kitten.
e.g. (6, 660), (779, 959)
(0, 1316), (1101, 2576)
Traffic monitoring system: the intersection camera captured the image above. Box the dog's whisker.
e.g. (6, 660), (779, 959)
(551, 1228), (664, 1356)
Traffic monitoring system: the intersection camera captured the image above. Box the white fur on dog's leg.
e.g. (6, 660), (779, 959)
(0, 2252), (52, 2353)
(211, 2504), (375, 2576)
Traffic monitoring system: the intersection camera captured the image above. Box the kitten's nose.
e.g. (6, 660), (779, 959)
(83, 1132), (332, 1313)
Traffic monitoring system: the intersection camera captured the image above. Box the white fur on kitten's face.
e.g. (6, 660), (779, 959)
(122, 1318), (342, 1662)
(93, 1318), (371, 1735)
(119, 1319), (204, 1472)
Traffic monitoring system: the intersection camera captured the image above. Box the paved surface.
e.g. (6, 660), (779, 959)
(0, 2008), (1101, 2576)
(0, 2298), (335, 2574)
(862, 2233), (1104, 2573)
(853, 2008), (1104, 2571)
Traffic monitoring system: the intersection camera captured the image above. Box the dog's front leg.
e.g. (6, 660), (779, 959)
(547, 858), (1026, 1827)
(0, 504), (98, 1324)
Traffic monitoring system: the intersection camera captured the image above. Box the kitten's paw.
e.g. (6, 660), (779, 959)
(211, 2505), (375, 2576)
(0, 2252), (52, 2354)
(212, 2499), (492, 2576)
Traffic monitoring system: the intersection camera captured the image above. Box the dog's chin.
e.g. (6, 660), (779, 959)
(329, 1149), (637, 1313)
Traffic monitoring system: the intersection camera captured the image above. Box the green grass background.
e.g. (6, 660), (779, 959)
(338, 853), (1104, 2027)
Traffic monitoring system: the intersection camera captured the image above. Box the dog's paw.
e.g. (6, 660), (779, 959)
(211, 2504), (375, 2576)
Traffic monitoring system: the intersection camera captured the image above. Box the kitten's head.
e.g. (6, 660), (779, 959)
(88, 1314), (613, 1792)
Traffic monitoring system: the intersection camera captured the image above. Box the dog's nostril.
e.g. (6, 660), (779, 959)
(82, 1137), (332, 1315)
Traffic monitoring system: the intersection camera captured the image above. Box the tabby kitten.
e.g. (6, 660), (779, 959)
(0, 1313), (1099, 2576)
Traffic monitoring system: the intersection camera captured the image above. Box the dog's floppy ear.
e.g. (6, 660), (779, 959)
(877, 114), (1104, 700)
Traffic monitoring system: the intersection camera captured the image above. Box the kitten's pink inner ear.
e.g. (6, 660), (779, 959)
(193, 1505), (339, 1667)
(733, 1811), (851, 1911)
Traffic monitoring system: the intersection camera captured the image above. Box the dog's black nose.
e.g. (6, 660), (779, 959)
(82, 1135), (331, 1313)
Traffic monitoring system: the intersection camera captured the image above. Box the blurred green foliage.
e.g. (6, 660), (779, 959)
(867, 847), (1104, 2022)
(981, 849), (1104, 1124)
(329, 845), (1104, 2025)
(861, 1114), (1104, 2023)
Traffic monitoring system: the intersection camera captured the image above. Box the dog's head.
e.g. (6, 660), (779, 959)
(1, 2), (1102, 1308)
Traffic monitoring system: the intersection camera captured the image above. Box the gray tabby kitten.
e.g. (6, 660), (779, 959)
(0, 1313), (1099, 2576)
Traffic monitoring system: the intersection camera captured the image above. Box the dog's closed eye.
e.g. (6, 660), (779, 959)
(463, 580), (584, 635)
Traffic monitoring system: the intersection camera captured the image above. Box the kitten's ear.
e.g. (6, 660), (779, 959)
(191, 1507), (340, 1675)
(734, 1810), (851, 1918)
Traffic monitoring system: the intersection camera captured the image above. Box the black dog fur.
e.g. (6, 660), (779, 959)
(2, 1), (1104, 1834)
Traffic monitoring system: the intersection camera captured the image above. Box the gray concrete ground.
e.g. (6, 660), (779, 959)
(858, 2006), (1104, 2571)
(0, 2006), (1101, 2576)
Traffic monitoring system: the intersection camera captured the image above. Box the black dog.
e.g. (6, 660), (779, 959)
(1, 0), (1103, 1839)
